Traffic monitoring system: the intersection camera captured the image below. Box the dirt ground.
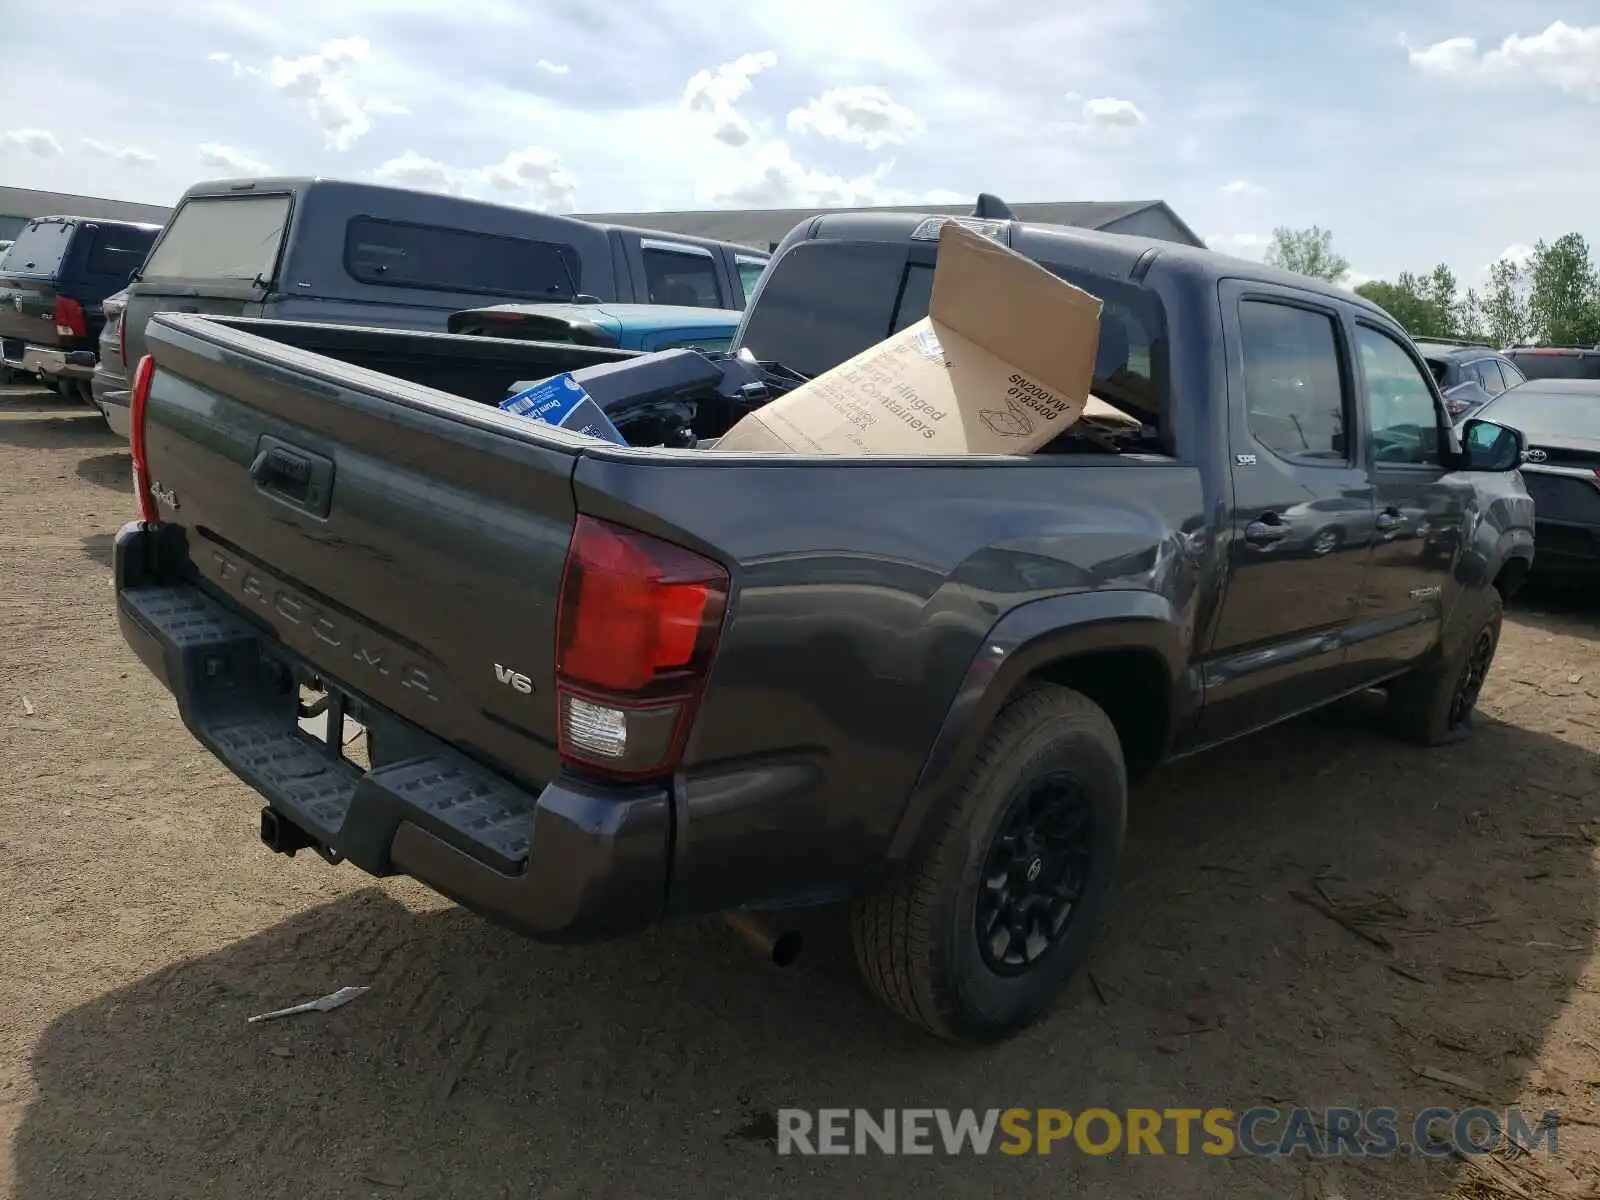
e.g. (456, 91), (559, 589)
(0, 381), (1597, 1200)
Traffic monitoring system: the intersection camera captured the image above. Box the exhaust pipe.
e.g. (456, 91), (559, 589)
(724, 912), (803, 967)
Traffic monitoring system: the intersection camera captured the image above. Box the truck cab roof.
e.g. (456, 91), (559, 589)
(774, 208), (1389, 317)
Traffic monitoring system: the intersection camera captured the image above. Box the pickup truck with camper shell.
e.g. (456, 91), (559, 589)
(0, 215), (159, 402)
(112, 202), (1535, 1042)
(98, 176), (766, 437)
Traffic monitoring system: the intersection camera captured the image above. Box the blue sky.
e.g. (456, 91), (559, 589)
(3, 0), (1598, 291)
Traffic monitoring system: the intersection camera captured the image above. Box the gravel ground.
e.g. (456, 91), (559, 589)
(1, 382), (1597, 1199)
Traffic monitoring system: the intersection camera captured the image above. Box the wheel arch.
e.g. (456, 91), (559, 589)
(888, 590), (1192, 864)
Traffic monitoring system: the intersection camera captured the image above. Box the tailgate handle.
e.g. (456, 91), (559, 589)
(249, 436), (334, 519)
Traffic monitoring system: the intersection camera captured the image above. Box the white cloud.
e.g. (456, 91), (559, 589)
(1082, 97), (1146, 128)
(702, 138), (956, 209)
(1406, 21), (1600, 99)
(1208, 231), (1271, 259)
(1, 128), (63, 157)
(682, 50), (778, 147)
(786, 86), (925, 150)
(372, 146), (578, 212)
(81, 138), (156, 168)
(1220, 179), (1265, 198)
(209, 36), (405, 151)
(536, 59), (569, 75)
(1490, 243), (1535, 270)
(372, 150), (460, 194)
(481, 146), (578, 211)
(1406, 35), (1481, 76)
(197, 142), (273, 175)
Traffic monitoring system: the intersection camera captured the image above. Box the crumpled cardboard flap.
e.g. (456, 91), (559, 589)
(712, 221), (1104, 455)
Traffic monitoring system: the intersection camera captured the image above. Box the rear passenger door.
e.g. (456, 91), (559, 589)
(1201, 281), (1376, 743)
(1344, 322), (1471, 677)
(638, 239), (728, 308)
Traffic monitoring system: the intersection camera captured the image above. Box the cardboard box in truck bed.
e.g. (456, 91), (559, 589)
(711, 221), (1106, 455)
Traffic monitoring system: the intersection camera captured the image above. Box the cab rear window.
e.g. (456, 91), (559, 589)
(141, 195), (291, 282)
(0, 220), (72, 275)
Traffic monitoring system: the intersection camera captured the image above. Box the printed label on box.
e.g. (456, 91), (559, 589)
(499, 374), (626, 445)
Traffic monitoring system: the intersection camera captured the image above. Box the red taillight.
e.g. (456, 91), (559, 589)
(54, 295), (87, 339)
(129, 354), (158, 523)
(554, 515), (728, 778)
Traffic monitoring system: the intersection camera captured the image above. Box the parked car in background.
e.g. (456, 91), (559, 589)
(448, 300), (741, 353)
(90, 289), (131, 433)
(1471, 379), (1600, 581)
(104, 177), (766, 436)
(1412, 337), (1527, 421)
(1503, 344), (1600, 382)
(0, 216), (159, 402)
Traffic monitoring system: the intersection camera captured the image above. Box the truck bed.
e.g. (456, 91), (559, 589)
(119, 311), (1204, 933)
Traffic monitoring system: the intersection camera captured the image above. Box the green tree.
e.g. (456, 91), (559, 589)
(1264, 225), (1349, 283)
(1480, 258), (1529, 349)
(1456, 288), (1487, 342)
(1356, 277), (1449, 337)
(1525, 233), (1600, 346)
(1354, 263), (1460, 339)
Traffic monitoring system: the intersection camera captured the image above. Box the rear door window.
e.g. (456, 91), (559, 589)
(1471, 359), (1508, 395)
(85, 224), (158, 279)
(345, 217), (580, 300)
(1496, 357), (1526, 388)
(141, 195), (291, 283)
(641, 242), (724, 307)
(735, 255), (768, 302)
(1, 220), (73, 275)
(1237, 300), (1350, 464)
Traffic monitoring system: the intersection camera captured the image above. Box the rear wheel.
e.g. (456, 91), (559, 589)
(1386, 592), (1503, 746)
(851, 684), (1127, 1042)
(38, 376), (60, 395)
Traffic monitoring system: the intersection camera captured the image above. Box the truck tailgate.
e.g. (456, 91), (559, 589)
(134, 312), (583, 787)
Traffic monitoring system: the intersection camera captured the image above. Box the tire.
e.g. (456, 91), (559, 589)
(1386, 591), (1503, 746)
(39, 376), (60, 394)
(74, 379), (96, 406)
(851, 683), (1128, 1043)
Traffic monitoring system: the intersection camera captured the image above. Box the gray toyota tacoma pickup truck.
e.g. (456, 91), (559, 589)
(112, 208), (1535, 1042)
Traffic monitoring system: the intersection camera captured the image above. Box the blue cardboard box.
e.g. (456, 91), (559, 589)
(499, 373), (627, 444)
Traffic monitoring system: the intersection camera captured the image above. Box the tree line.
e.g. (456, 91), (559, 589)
(1258, 226), (1600, 349)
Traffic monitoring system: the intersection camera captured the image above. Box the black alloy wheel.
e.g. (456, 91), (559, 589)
(976, 772), (1095, 975)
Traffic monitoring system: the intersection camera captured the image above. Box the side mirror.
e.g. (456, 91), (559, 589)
(1459, 418), (1525, 472)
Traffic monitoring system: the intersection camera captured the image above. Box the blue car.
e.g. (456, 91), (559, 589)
(448, 301), (741, 354)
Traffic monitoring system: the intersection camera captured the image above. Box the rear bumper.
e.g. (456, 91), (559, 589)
(113, 522), (671, 942)
(2, 342), (96, 380)
(93, 377), (131, 438)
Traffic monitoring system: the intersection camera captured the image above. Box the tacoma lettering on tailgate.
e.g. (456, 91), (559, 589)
(204, 549), (440, 703)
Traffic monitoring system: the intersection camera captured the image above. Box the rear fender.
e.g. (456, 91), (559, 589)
(887, 589), (1191, 862)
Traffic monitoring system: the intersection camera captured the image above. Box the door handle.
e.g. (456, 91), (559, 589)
(1375, 509), (1402, 532)
(248, 435), (334, 518)
(1244, 516), (1290, 546)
